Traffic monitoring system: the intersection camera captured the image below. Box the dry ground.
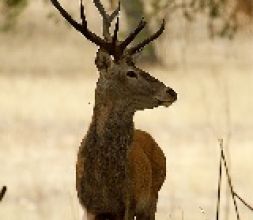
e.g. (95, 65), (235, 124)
(0, 1), (253, 220)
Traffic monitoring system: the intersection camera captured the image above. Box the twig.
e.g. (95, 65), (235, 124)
(0, 186), (7, 202)
(216, 141), (223, 220)
(234, 192), (253, 211)
(219, 140), (240, 220)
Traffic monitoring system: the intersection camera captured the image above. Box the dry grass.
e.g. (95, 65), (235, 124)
(0, 1), (253, 219)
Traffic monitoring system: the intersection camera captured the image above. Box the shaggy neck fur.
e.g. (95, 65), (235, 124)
(79, 88), (134, 214)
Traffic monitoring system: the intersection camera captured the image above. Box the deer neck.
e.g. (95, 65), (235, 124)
(84, 89), (135, 173)
(80, 97), (134, 212)
(89, 98), (134, 150)
(77, 85), (136, 212)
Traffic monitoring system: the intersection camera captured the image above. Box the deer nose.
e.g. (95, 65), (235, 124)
(166, 88), (177, 100)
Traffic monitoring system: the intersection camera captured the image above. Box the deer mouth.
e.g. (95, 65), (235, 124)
(156, 98), (176, 107)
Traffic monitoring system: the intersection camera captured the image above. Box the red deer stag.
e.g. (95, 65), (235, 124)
(50, 0), (177, 219)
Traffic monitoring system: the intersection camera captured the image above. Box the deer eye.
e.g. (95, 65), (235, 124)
(126, 71), (138, 78)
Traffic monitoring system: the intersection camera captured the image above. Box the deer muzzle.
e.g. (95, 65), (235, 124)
(155, 87), (177, 107)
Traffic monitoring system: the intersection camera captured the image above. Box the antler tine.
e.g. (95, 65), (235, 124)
(51, 0), (164, 60)
(112, 16), (120, 46)
(51, 0), (82, 30)
(50, 0), (111, 52)
(109, 2), (120, 22)
(128, 19), (166, 55)
(93, 0), (120, 40)
(80, 0), (87, 26)
(119, 18), (146, 52)
(93, 0), (113, 40)
(93, 0), (108, 18)
(111, 16), (120, 60)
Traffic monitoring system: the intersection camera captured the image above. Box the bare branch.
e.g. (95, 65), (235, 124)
(0, 186), (7, 202)
(128, 19), (166, 55)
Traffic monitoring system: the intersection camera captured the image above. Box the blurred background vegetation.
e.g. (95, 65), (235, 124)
(0, 0), (28, 31)
(1, 1), (253, 220)
(1, 0), (252, 63)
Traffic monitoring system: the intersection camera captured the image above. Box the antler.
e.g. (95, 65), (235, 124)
(93, 0), (120, 40)
(50, 0), (113, 53)
(127, 19), (166, 55)
(50, 0), (165, 60)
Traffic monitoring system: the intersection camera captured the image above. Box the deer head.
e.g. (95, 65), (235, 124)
(51, 0), (177, 111)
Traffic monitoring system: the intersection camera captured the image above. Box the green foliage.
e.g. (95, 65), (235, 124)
(194, 0), (238, 39)
(4, 0), (27, 7)
(148, 0), (253, 39)
(1, 0), (28, 31)
(209, 2), (220, 18)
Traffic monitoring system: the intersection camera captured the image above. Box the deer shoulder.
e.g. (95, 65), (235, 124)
(128, 130), (166, 209)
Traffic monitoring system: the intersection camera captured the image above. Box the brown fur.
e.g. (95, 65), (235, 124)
(74, 51), (176, 220)
(128, 129), (166, 217)
(50, 1), (176, 219)
(76, 127), (166, 219)
(76, 101), (134, 215)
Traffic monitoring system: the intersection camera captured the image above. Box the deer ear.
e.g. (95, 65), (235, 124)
(95, 49), (112, 71)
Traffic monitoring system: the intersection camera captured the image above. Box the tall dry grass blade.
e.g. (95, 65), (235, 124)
(219, 140), (240, 220)
(223, 82), (232, 220)
(234, 192), (253, 211)
(0, 186), (7, 202)
(216, 140), (223, 220)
